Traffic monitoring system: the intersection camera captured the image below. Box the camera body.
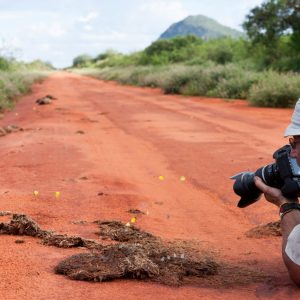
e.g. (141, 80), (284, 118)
(231, 145), (300, 207)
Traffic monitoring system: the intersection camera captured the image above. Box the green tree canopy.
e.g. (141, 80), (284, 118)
(243, 0), (300, 67)
(243, 0), (300, 48)
(72, 54), (93, 68)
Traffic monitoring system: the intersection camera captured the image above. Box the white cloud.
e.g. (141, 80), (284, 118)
(78, 12), (99, 23)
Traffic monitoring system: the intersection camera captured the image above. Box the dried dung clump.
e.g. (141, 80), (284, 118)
(96, 220), (156, 242)
(55, 220), (219, 285)
(127, 209), (145, 215)
(36, 95), (56, 105)
(0, 125), (23, 137)
(0, 214), (46, 237)
(45, 94), (56, 100)
(0, 213), (102, 249)
(0, 211), (11, 216)
(42, 234), (102, 249)
(245, 221), (281, 238)
(55, 237), (218, 285)
(15, 239), (25, 244)
(0, 213), (266, 287)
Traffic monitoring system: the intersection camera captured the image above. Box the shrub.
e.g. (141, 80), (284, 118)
(0, 71), (48, 111)
(73, 54), (93, 68)
(77, 64), (300, 108)
(248, 71), (300, 107)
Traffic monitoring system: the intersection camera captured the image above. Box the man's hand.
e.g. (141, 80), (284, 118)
(254, 176), (291, 207)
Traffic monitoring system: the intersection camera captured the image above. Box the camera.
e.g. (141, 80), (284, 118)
(231, 145), (300, 207)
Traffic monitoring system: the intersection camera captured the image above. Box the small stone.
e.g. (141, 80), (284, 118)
(15, 239), (25, 244)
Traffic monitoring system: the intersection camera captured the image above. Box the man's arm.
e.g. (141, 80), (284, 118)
(254, 177), (300, 285)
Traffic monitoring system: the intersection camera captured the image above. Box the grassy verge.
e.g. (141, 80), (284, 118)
(0, 71), (49, 111)
(73, 65), (300, 108)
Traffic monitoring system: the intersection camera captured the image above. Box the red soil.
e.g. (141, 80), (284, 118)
(0, 72), (299, 299)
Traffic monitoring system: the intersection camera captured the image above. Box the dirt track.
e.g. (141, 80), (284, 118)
(0, 72), (299, 299)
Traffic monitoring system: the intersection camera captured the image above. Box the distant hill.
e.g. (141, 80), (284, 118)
(159, 15), (245, 40)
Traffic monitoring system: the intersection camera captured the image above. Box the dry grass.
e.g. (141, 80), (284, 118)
(245, 221), (281, 238)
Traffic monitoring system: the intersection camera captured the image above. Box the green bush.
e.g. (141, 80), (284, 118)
(249, 71), (300, 107)
(72, 54), (93, 68)
(75, 63), (300, 108)
(0, 71), (48, 111)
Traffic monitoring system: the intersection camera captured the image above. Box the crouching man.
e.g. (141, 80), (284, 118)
(255, 100), (300, 285)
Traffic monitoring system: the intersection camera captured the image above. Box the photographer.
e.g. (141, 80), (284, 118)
(254, 100), (300, 285)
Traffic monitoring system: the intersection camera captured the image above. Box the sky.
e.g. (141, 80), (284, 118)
(0, 0), (265, 68)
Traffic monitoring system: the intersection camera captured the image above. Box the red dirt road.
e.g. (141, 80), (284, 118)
(0, 72), (299, 299)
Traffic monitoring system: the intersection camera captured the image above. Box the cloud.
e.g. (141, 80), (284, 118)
(78, 12), (99, 23)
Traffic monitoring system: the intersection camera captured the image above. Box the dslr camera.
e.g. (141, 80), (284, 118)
(231, 145), (300, 207)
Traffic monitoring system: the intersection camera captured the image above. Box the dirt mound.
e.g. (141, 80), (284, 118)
(96, 220), (156, 242)
(245, 221), (281, 238)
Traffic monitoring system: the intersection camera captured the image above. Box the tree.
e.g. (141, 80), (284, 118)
(72, 54), (93, 68)
(243, 0), (300, 66)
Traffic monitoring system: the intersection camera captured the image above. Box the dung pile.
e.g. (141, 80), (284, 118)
(0, 213), (266, 286)
(0, 214), (46, 237)
(0, 125), (23, 137)
(96, 220), (155, 242)
(36, 94), (56, 105)
(245, 221), (281, 238)
(42, 233), (102, 249)
(0, 213), (102, 249)
(56, 220), (219, 285)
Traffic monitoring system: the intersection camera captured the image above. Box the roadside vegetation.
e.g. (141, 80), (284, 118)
(0, 56), (53, 111)
(72, 0), (300, 108)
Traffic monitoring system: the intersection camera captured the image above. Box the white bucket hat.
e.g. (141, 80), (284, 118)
(284, 98), (300, 137)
